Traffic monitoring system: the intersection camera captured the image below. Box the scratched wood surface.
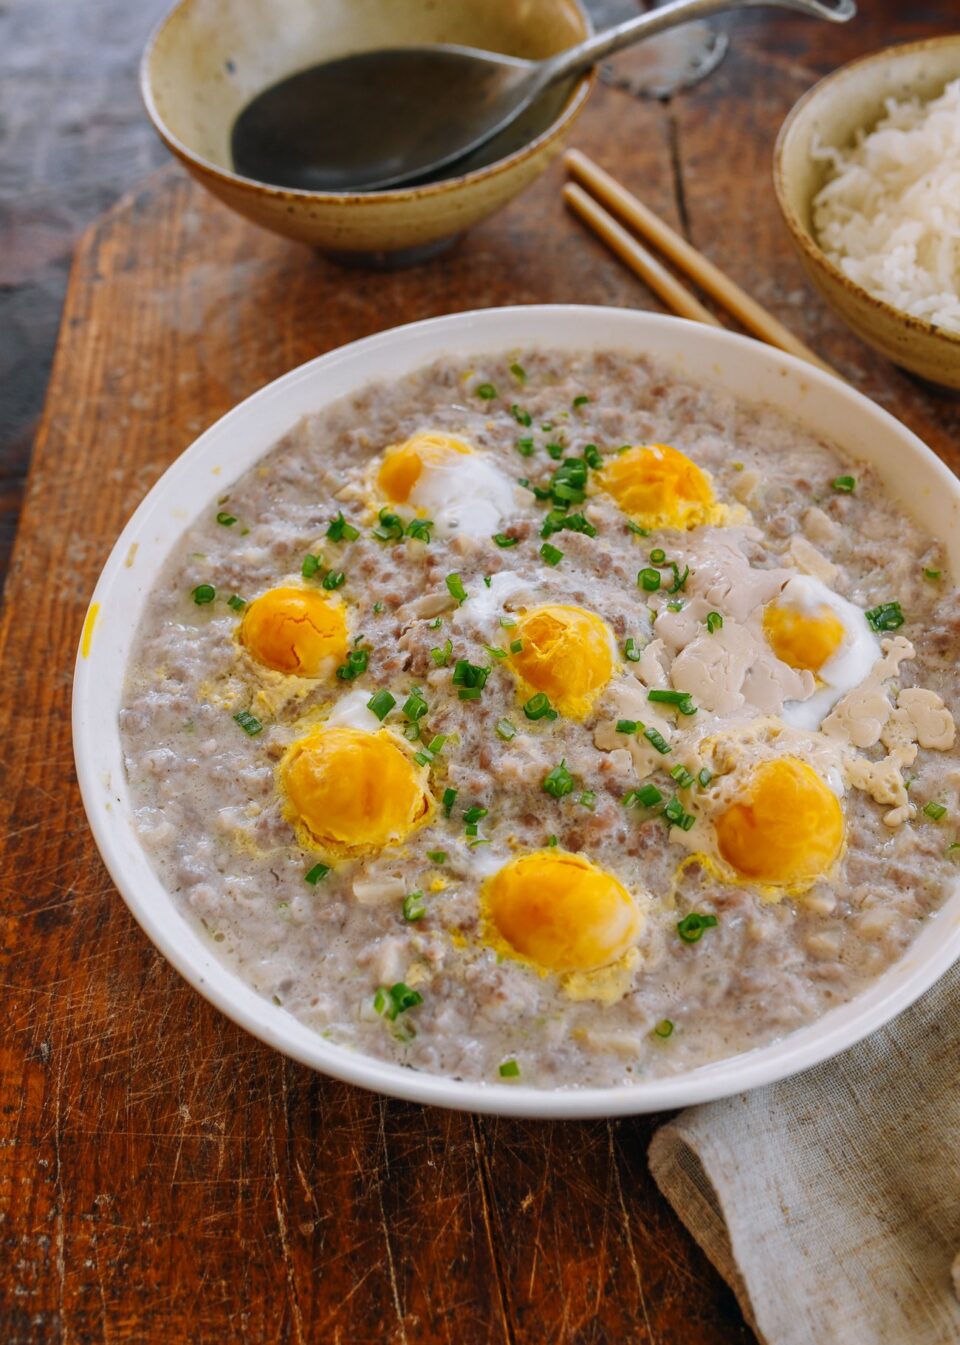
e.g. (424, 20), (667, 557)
(4, 7), (960, 1342)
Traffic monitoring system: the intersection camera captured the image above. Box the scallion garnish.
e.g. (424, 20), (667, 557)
(543, 760), (575, 799)
(442, 787), (458, 817)
(832, 475), (856, 493)
(644, 726), (672, 755)
(638, 567), (660, 592)
(516, 437), (535, 457)
(583, 443), (602, 469)
(670, 765), (695, 789)
(493, 533), (518, 548)
(326, 511), (360, 542)
(546, 442), (563, 460)
(634, 783), (663, 808)
(698, 768), (713, 788)
(496, 718), (517, 741)
(402, 691), (428, 722)
(653, 1020), (674, 1039)
(499, 1059), (520, 1078)
(227, 594), (246, 612)
(500, 615), (517, 628)
(301, 553), (321, 578)
(216, 511), (237, 526)
(511, 403), (532, 426)
(192, 583), (216, 605)
(430, 639), (453, 668)
(923, 801), (947, 821)
(624, 637), (642, 663)
(572, 394), (590, 408)
(924, 568), (942, 581)
(510, 362), (526, 383)
(541, 511), (597, 541)
(452, 659), (490, 693)
(336, 646), (369, 681)
(305, 862), (330, 884)
(667, 563), (690, 594)
(463, 806), (488, 825)
(445, 573), (468, 605)
(648, 688), (697, 716)
(402, 891), (426, 922)
(546, 834), (558, 847)
(865, 601), (904, 632)
(509, 639), (523, 654)
(322, 569), (346, 590)
(427, 850), (447, 864)
(540, 542), (563, 566)
(523, 692), (559, 721)
(405, 518), (433, 543)
(706, 612), (723, 634)
(676, 912), (718, 943)
(374, 982), (423, 1020)
(476, 382), (498, 400)
(663, 795), (695, 830)
(484, 645), (508, 661)
(367, 689), (396, 721)
(427, 616), (443, 630)
(372, 508), (405, 543)
(578, 790), (597, 810)
(616, 719), (638, 735)
(373, 601), (384, 615)
(649, 548), (667, 564)
(233, 709), (263, 736)
(627, 521), (650, 536)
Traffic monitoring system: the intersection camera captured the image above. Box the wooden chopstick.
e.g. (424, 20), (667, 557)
(564, 148), (840, 379)
(563, 183), (721, 328)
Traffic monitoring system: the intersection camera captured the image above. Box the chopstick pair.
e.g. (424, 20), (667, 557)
(563, 149), (839, 379)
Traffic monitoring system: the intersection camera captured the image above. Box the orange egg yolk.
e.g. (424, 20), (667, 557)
(377, 432), (473, 504)
(714, 756), (843, 888)
(763, 601), (846, 673)
(280, 726), (432, 856)
(240, 587), (348, 676)
(598, 443), (717, 530)
(484, 851), (642, 972)
(509, 604), (614, 718)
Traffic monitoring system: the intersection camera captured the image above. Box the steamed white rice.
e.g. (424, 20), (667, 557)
(812, 77), (960, 333)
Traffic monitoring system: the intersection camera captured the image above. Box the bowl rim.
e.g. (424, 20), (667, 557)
(773, 33), (960, 350)
(72, 303), (960, 1119)
(139, 0), (595, 205)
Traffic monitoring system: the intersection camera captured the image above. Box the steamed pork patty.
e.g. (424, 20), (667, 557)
(119, 349), (959, 1089)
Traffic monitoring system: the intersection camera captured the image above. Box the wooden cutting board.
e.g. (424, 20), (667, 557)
(3, 30), (959, 1340)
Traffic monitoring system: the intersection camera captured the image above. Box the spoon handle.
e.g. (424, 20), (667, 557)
(537, 0), (856, 89)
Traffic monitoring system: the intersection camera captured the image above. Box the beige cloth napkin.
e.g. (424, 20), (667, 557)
(649, 961), (960, 1345)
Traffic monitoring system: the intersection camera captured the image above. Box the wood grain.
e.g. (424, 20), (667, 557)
(2, 10), (960, 1341)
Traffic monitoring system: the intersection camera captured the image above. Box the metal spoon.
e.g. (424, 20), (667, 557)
(230, 0), (856, 194)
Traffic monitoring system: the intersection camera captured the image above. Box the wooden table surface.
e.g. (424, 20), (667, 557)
(4, 6), (960, 1342)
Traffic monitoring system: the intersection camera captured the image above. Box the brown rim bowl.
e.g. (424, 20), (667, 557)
(774, 35), (960, 391)
(141, 0), (594, 266)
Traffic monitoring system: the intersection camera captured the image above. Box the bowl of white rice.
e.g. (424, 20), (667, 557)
(774, 36), (960, 390)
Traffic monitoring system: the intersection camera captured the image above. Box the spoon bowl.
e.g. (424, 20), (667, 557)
(142, 0), (593, 264)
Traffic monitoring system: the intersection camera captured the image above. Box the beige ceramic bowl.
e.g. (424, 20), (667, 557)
(774, 36), (960, 390)
(141, 0), (593, 264)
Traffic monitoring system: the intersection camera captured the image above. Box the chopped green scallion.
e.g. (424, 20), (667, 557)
(624, 637), (642, 663)
(578, 790), (597, 810)
(706, 611), (723, 634)
(192, 583), (216, 605)
(442, 787), (458, 818)
(322, 569), (346, 590)
(476, 382), (498, 400)
(676, 912), (718, 943)
(523, 692), (559, 721)
(638, 567), (660, 592)
(644, 726), (672, 755)
(923, 801), (947, 821)
(402, 891), (426, 922)
(616, 719), (638, 735)
(233, 709), (263, 736)
(445, 573), (468, 605)
(430, 639), (453, 668)
(493, 533), (518, 548)
(326, 511), (360, 542)
(427, 850), (447, 864)
(301, 554), (321, 578)
(496, 718), (517, 741)
(540, 542), (563, 566)
(832, 475), (856, 493)
(227, 594), (246, 612)
(543, 760), (575, 799)
(653, 1020), (674, 1039)
(305, 862), (330, 884)
(499, 1059), (521, 1078)
(865, 601), (904, 632)
(216, 511), (237, 526)
(367, 690), (396, 721)
(336, 647), (369, 681)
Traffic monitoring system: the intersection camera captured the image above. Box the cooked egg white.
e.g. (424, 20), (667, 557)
(482, 850), (643, 972)
(280, 725), (432, 857)
(508, 603), (616, 719)
(763, 576), (879, 729)
(374, 431), (517, 539)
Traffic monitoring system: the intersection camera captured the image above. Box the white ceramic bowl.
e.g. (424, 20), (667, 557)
(73, 306), (960, 1118)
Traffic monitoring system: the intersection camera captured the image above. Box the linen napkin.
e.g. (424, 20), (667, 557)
(649, 960), (960, 1345)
